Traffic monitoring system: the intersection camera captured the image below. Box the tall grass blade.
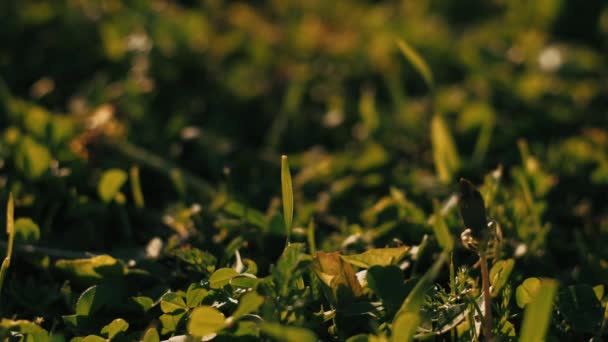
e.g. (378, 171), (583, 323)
(281, 155), (294, 242)
(393, 252), (448, 341)
(130, 165), (145, 208)
(520, 279), (558, 342)
(0, 193), (15, 298)
(396, 38), (434, 91)
(431, 115), (460, 184)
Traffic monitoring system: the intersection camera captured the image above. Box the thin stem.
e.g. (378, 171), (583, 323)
(479, 253), (492, 340)
(450, 252), (457, 341)
(0, 240), (94, 259)
(0, 194), (14, 299)
(108, 140), (216, 199)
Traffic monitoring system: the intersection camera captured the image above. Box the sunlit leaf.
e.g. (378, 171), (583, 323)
(209, 268), (240, 289)
(159, 312), (185, 335)
(131, 296), (154, 312)
(130, 165), (145, 208)
(14, 217), (40, 243)
(55, 255), (126, 285)
(0, 194), (15, 297)
(0, 319), (49, 341)
(76, 285), (113, 316)
(142, 327), (160, 342)
(187, 306), (226, 337)
(160, 292), (187, 314)
(15, 136), (51, 179)
(396, 38), (434, 90)
(232, 291), (264, 320)
(520, 279), (558, 342)
(431, 201), (453, 252)
(101, 318), (129, 339)
(281, 155), (294, 237)
(431, 115), (460, 184)
(312, 251), (363, 306)
(516, 277), (541, 308)
(186, 283), (208, 308)
(340, 246), (409, 269)
(392, 312), (419, 342)
(489, 259), (514, 297)
(98, 169), (128, 203)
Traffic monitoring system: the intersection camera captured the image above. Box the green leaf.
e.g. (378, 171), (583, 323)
(131, 296), (154, 312)
(340, 246), (409, 269)
(187, 306), (226, 337)
(593, 284), (604, 301)
(281, 155), (294, 237)
(101, 318), (129, 339)
(311, 251), (363, 306)
(15, 136), (51, 179)
(160, 292), (187, 313)
(557, 284), (603, 333)
(76, 285), (111, 316)
(159, 312), (185, 335)
(396, 38), (434, 90)
(141, 327), (159, 342)
(232, 292), (264, 320)
(260, 323), (317, 342)
(516, 277), (541, 308)
(223, 201), (266, 229)
(55, 255), (126, 285)
(129, 166), (145, 208)
(186, 283), (208, 308)
(273, 243), (310, 295)
(81, 335), (106, 342)
(230, 275), (259, 289)
(0, 319), (49, 341)
(14, 217), (40, 243)
(489, 259), (514, 297)
(520, 279), (558, 342)
(392, 312), (419, 342)
(393, 252), (448, 341)
(209, 268), (239, 289)
(366, 266), (407, 316)
(431, 115), (460, 184)
(431, 201), (453, 252)
(98, 169), (128, 203)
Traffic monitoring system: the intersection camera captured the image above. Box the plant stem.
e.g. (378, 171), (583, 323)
(479, 252), (492, 340)
(108, 140), (216, 199)
(0, 194), (15, 299)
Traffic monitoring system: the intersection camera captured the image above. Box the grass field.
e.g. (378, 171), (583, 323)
(1, 1), (608, 341)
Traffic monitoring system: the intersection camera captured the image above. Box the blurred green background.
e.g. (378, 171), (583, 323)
(1, 0), (608, 338)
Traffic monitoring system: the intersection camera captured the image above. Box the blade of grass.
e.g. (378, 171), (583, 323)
(108, 140), (215, 199)
(431, 115), (460, 184)
(520, 279), (558, 342)
(392, 251), (448, 341)
(0, 193), (15, 298)
(281, 155), (294, 243)
(130, 165), (145, 209)
(431, 200), (454, 252)
(307, 219), (316, 254)
(396, 38), (434, 91)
